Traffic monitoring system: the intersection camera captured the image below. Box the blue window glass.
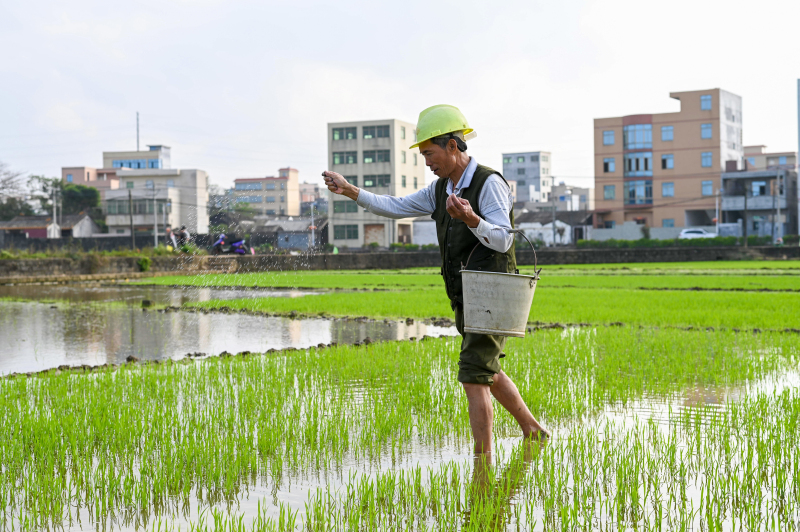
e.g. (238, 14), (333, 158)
(624, 152), (653, 177)
(624, 180), (653, 205)
(701, 123), (712, 139)
(623, 124), (653, 149)
(700, 95), (712, 110)
(661, 154), (674, 170)
(604, 221), (616, 229)
(662, 219), (675, 228)
(603, 131), (615, 145)
(603, 158), (615, 173)
(661, 126), (673, 141)
(148, 159), (160, 169)
(235, 182), (262, 191)
(701, 152), (713, 168)
(66, 174), (73, 182)
(779, 156), (787, 165)
(701, 180), (713, 196)
(145, 180), (154, 189)
(603, 185), (615, 200)
(237, 195), (263, 203)
(662, 182), (674, 197)
(166, 180), (174, 188)
(747, 157), (756, 168)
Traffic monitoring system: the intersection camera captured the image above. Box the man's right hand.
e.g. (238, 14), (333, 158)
(322, 171), (359, 201)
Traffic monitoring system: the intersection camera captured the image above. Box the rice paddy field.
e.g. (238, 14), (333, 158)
(2, 260), (800, 531)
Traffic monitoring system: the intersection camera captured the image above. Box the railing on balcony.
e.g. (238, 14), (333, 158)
(721, 196), (786, 211)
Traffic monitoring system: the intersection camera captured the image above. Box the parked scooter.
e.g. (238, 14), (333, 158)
(211, 233), (251, 255)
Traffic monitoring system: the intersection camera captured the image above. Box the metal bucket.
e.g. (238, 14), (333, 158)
(461, 230), (540, 338)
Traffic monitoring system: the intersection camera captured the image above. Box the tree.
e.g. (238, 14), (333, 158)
(0, 197), (34, 221)
(0, 162), (26, 201)
(27, 175), (61, 213)
(62, 184), (100, 215)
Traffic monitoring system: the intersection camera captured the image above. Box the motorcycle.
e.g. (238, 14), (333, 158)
(211, 233), (251, 255)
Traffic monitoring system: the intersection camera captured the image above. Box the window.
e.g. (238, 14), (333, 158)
(126, 181), (134, 189)
(334, 224), (358, 240)
(603, 185), (615, 200)
(400, 126), (406, 140)
(747, 157), (756, 168)
(624, 180), (653, 205)
(542, 168), (549, 175)
(517, 156), (525, 163)
(662, 219), (675, 228)
(236, 182), (262, 190)
(363, 175), (390, 187)
(145, 180), (154, 189)
(332, 127), (357, 140)
(237, 195), (263, 203)
(517, 168), (525, 175)
(112, 159), (148, 169)
(333, 201), (358, 213)
(779, 156), (787, 165)
(660, 126), (674, 142)
(363, 125), (390, 139)
(701, 180), (713, 196)
(280, 183), (285, 190)
(280, 196), (285, 203)
(531, 155), (539, 162)
(503, 157), (511, 164)
(753, 216), (763, 231)
(148, 159), (160, 169)
(266, 183), (276, 190)
(266, 209), (276, 215)
(517, 180), (525, 186)
(624, 152), (653, 177)
(116, 229), (125, 234)
(364, 150), (390, 163)
(700, 95), (712, 110)
(623, 124), (653, 149)
(413, 153), (417, 166)
(662, 182), (674, 197)
(751, 181), (767, 196)
(604, 221), (616, 229)
(603, 157), (615, 173)
(344, 176), (357, 185)
(266, 196), (276, 203)
(701, 123), (712, 139)
(603, 131), (615, 145)
(579, 195), (586, 203)
(661, 154), (674, 169)
(66, 174), (73, 182)
(401, 151), (406, 164)
(401, 175), (406, 187)
(166, 179), (174, 188)
(413, 177), (418, 189)
(701, 152), (713, 168)
(333, 151), (357, 164)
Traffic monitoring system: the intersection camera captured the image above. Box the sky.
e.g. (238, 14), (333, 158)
(1, 0), (798, 191)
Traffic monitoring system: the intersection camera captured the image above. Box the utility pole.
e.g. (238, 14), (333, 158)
(775, 172), (782, 243)
(128, 189), (135, 249)
(136, 112), (140, 151)
(742, 187), (748, 248)
(551, 193), (556, 246)
(715, 189), (720, 235)
(153, 189), (158, 247)
(52, 186), (57, 238)
(310, 207), (315, 250)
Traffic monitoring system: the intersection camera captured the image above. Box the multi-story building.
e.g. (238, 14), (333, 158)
(232, 168), (300, 216)
(502, 151), (552, 204)
(327, 119), (423, 247)
(594, 88), (743, 229)
(61, 167), (121, 200)
(550, 183), (595, 212)
(104, 167), (209, 236)
(743, 145), (797, 170)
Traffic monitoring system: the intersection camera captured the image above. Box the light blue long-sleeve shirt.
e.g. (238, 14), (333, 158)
(355, 157), (514, 252)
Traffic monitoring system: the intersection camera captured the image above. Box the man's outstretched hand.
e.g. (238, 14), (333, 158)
(446, 193), (480, 228)
(322, 171), (359, 201)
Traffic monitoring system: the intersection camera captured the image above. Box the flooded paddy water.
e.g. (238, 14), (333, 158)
(1, 264), (799, 531)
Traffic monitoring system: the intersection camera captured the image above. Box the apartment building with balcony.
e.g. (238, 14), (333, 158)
(502, 151), (552, 204)
(594, 88), (743, 229)
(232, 168), (300, 216)
(720, 145), (798, 239)
(61, 167), (121, 200)
(327, 119), (423, 247)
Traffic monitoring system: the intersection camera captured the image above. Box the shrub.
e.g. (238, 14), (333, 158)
(784, 235), (799, 246)
(137, 256), (152, 272)
(0, 249), (14, 260)
(421, 244), (439, 251)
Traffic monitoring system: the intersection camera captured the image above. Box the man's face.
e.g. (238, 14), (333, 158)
(419, 139), (457, 178)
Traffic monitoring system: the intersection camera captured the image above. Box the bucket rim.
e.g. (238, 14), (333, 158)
(460, 270), (538, 281)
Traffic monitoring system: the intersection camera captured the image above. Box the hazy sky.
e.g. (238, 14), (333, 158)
(1, 0), (798, 191)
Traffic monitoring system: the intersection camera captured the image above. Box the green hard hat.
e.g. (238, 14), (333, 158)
(409, 104), (475, 149)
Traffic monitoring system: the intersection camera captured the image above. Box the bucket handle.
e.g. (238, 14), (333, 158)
(461, 229), (540, 279)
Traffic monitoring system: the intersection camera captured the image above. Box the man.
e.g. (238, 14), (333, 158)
(177, 225), (190, 249)
(323, 104), (549, 454)
(165, 226), (178, 250)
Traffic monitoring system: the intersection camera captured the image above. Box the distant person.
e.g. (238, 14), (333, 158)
(323, 104), (549, 455)
(177, 225), (190, 249)
(165, 226), (178, 250)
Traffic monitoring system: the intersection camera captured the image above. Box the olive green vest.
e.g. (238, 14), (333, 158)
(432, 164), (516, 306)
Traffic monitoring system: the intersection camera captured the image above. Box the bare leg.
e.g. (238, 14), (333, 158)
(489, 371), (549, 441)
(462, 383), (494, 454)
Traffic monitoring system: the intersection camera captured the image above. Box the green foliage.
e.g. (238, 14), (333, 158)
(136, 256), (152, 272)
(61, 184), (100, 215)
(576, 236), (773, 248)
(421, 243), (439, 251)
(785, 234), (800, 245)
(389, 243), (421, 252)
(367, 241), (380, 249)
(0, 196), (34, 221)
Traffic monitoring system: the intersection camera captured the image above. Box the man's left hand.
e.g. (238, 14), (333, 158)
(446, 193), (480, 228)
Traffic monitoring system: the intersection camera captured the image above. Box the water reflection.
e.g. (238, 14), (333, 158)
(0, 285), (457, 376)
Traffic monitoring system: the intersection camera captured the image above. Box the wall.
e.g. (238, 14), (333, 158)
(591, 221), (718, 241)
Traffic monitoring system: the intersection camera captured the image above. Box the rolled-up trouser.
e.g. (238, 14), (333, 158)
(454, 303), (506, 385)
